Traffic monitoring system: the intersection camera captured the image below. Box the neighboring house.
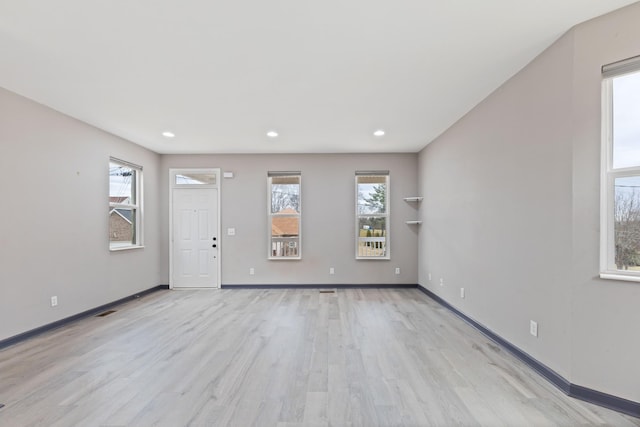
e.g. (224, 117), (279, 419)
(109, 208), (133, 242)
(109, 196), (133, 242)
(271, 208), (299, 237)
(271, 208), (299, 257)
(109, 196), (130, 204)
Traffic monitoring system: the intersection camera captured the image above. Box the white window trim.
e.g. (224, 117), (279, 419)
(171, 168), (218, 187)
(268, 172), (302, 260)
(600, 58), (640, 280)
(355, 171), (390, 260)
(109, 158), (143, 251)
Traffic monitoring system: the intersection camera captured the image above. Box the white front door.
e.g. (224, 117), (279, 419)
(172, 187), (218, 288)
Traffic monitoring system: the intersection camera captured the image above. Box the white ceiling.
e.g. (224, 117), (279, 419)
(0, 1), (636, 154)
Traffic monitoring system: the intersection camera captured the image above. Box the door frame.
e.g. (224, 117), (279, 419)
(169, 168), (221, 289)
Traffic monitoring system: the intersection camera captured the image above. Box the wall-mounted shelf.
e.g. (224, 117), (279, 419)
(405, 220), (422, 225)
(403, 197), (423, 202)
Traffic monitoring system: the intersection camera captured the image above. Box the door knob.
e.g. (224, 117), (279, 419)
(212, 244), (217, 248)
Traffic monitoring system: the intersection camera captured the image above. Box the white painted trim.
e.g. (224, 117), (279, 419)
(600, 78), (612, 274)
(267, 173), (302, 260)
(169, 168), (221, 289)
(109, 158), (143, 250)
(355, 173), (391, 260)
(109, 245), (145, 252)
(599, 69), (640, 281)
(600, 273), (640, 283)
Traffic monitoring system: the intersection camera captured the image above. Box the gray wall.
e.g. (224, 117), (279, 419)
(3, 1), (637, 404)
(418, 3), (640, 402)
(160, 154), (419, 285)
(0, 87), (161, 342)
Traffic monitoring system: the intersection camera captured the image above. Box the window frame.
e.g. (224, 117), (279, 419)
(109, 158), (143, 251)
(600, 57), (640, 282)
(355, 171), (390, 260)
(268, 171), (302, 260)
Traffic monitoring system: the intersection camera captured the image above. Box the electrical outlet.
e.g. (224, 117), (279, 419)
(530, 320), (538, 337)
(329, 267), (335, 275)
(460, 288), (465, 298)
(227, 228), (236, 236)
(395, 267), (400, 275)
(249, 267), (255, 275)
(50, 296), (58, 307)
(440, 278), (444, 287)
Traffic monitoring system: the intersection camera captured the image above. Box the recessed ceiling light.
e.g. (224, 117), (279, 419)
(267, 130), (279, 138)
(162, 131), (175, 138)
(373, 129), (385, 137)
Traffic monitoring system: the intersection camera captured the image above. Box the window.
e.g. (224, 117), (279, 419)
(356, 171), (389, 259)
(601, 56), (640, 280)
(174, 172), (216, 185)
(268, 172), (301, 259)
(109, 159), (142, 250)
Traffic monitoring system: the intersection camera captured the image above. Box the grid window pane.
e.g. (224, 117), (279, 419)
(614, 176), (640, 270)
(357, 217), (387, 257)
(109, 208), (136, 247)
(271, 176), (300, 214)
(612, 71), (640, 169)
(109, 163), (136, 203)
(271, 216), (299, 257)
(175, 173), (216, 185)
(357, 176), (387, 214)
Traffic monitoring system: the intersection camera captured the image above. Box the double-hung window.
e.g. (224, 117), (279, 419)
(356, 171), (389, 259)
(601, 56), (640, 280)
(109, 159), (143, 250)
(268, 172), (301, 259)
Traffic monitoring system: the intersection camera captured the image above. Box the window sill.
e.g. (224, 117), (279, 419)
(268, 257), (302, 261)
(110, 245), (145, 252)
(600, 272), (640, 283)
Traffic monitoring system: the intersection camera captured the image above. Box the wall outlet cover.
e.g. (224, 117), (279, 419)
(530, 320), (538, 337)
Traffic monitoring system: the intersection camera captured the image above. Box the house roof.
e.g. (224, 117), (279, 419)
(109, 208), (132, 224)
(109, 196), (130, 204)
(0, 1), (636, 155)
(272, 208), (299, 237)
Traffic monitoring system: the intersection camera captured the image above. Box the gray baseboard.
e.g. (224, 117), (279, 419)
(3, 282), (637, 418)
(415, 284), (639, 418)
(221, 283), (417, 289)
(0, 284), (169, 351)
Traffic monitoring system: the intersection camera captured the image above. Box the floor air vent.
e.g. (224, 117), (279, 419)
(319, 289), (336, 294)
(96, 310), (117, 317)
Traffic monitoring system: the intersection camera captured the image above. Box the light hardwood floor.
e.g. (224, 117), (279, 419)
(0, 288), (638, 426)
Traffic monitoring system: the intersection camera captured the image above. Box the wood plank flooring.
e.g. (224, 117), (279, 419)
(0, 288), (638, 426)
